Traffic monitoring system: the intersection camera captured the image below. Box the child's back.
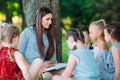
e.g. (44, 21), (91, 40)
(70, 48), (100, 80)
(0, 47), (24, 80)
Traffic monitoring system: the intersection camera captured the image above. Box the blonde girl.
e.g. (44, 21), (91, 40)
(89, 19), (109, 80)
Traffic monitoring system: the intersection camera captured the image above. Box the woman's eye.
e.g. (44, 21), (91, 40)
(46, 18), (51, 20)
(46, 18), (49, 20)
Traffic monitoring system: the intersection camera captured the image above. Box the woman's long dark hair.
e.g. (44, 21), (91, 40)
(33, 7), (55, 60)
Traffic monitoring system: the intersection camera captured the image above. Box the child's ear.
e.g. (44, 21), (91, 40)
(12, 36), (19, 42)
(73, 42), (76, 46)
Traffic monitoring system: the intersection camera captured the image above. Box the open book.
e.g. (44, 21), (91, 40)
(43, 63), (67, 73)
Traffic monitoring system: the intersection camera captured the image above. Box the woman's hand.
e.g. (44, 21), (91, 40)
(44, 61), (54, 68)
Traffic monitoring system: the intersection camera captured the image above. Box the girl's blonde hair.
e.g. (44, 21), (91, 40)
(90, 19), (106, 30)
(90, 19), (106, 37)
(1, 24), (20, 43)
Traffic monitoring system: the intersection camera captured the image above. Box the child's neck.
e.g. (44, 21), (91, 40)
(1, 42), (16, 48)
(1, 42), (10, 47)
(85, 42), (91, 48)
(76, 42), (84, 49)
(111, 39), (119, 44)
(95, 37), (104, 46)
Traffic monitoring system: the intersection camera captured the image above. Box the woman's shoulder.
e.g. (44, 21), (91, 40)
(24, 26), (34, 32)
(22, 26), (35, 36)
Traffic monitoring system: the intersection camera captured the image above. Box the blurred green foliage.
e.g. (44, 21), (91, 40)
(60, 0), (120, 39)
(0, 0), (21, 24)
(1, 0), (120, 31)
(62, 39), (69, 62)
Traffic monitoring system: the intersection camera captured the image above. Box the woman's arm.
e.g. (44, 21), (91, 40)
(50, 40), (57, 63)
(43, 60), (55, 68)
(61, 55), (76, 78)
(14, 51), (32, 80)
(112, 47), (120, 80)
(44, 40), (57, 68)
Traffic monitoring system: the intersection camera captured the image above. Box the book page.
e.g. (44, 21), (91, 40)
(43, 63), (67, 73)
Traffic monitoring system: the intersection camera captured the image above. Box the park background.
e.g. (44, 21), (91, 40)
(0, 0), (120, 62)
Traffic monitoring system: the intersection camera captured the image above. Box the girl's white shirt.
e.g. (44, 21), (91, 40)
(93, 46), (100, 59)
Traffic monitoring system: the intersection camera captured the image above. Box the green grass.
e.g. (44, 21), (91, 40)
(39, 75), (46, 80)
(62, 39), (69, 62)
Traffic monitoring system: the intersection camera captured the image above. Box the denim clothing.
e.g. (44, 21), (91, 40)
(95, 50), (108, 80)
(104, 42), (120, 80)
(70, 48), (100, 80)
(18, 27), (57, 64)
(93, 46), (100, 59)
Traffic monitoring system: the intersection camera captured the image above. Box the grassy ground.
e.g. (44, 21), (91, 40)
(62, 39), (69, 62)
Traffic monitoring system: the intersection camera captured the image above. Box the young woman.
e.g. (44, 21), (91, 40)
(18, 7), (61, 80)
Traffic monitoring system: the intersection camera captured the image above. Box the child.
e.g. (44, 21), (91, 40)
(52, 29), (100, 80)
(104, 22), (120, 80)
(89, 19), (109, 80)
(89, 19), (109, 58)
(80, 27), (93, 50)
(0, 24), (43, 80)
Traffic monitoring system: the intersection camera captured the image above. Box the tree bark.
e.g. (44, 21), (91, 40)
(22, 0), (62, 62)
(50, 0), (62, 62)
(19, 0), (26, 30)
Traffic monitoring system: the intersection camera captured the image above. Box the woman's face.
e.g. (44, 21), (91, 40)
(41, 13), (53, 29)
(66, 36), (75, 50)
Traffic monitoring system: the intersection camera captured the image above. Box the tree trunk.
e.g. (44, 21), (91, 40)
(50, 0), (62, 62)
(19, 0), (26, 30)
(22, 0), (62, 62)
